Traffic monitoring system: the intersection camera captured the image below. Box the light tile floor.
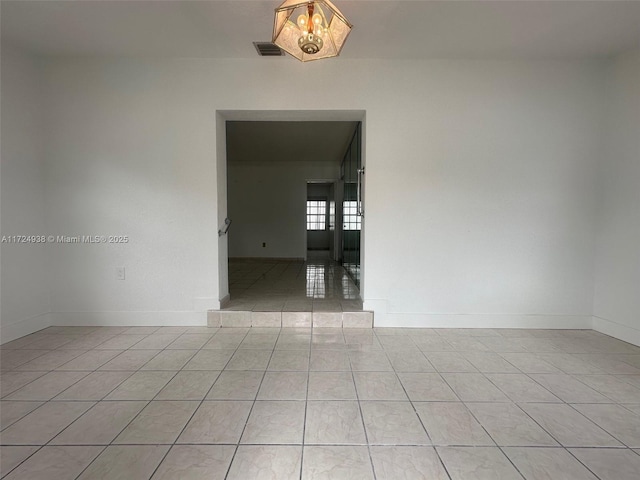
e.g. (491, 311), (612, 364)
(226, 253), (363, 312)
(1, 326), (640, 479)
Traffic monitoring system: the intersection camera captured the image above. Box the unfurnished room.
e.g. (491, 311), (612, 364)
(1, 1), (640, 479)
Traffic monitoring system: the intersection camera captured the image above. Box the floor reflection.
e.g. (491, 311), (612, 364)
(226, 252), (362, 312)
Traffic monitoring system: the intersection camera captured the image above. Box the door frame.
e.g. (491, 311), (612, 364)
(215, 110), (366, 305)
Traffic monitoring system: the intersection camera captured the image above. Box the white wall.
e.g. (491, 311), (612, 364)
(366, 62), (603, 328)
(593, 50), (640, 345)
(35, 57), (604, 328)
(228, 161), (338, 258)
(41, 59), (221, 326)
(0, 45), (51, 342)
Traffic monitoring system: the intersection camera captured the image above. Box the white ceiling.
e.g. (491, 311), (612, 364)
(2, 0), (639, 60)
(226, 121), (358, 164)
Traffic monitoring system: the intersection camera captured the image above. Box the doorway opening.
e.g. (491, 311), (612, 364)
(218, 112), (364, 312)
(306, 182), (335, 258)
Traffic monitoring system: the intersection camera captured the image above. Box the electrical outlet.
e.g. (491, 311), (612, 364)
(262, 242), (266, 248)
(116, 266), (125, 280)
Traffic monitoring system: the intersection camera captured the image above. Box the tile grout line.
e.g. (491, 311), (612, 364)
(348, 329), (379, 480)
(438, 336), (626, 480)
(140, 337), (215, 478)
(220, 326), (282, 480)
(489, 349), (636, 451)
(1, 327), (158, 479)
(173, 327), (251, 480)
(70, 327), (221, 480)
(375, 329), (454, 480)
(297, 326), (313, 480)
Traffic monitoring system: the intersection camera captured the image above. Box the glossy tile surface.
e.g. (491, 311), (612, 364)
(466, 402), (559, 446)
(114, 400), (198, 444)
(370, 446), (449, 479)
(437, 446), (523, 480)
(226, 446), (302, 480)
(2, 325), (640, 479)
(226, 255), (362, 312)
(504, 447), (598, 480)
(569, 447), (640, 480)
(76, 445), (170, 480)
(361, 401), (429, 445)
(302, 445), (374, 480)
(51, 401), (146, 445)
(414, 402), (494, 446)
(151, 445), (234, 480)
(241, 400), (306, 444)
(304, 401), (366, 445)
(2, 445), (102, 480)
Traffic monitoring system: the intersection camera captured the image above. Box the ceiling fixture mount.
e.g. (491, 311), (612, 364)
(273, 0), (353, 62)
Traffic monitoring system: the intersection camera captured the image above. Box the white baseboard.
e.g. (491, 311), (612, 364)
(592, 315), (640, 347)
(0, 313), (52, 344)
(6, 310), (624, 343)
(374, 312), (593, 329)
(363, 299), (389, 325)
(49, 311), (207, 327)
(219, 295), (231, 309)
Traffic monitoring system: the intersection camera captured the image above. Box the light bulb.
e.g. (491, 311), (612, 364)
(312, 13), (322, 26)
(297, 14), (308, 30)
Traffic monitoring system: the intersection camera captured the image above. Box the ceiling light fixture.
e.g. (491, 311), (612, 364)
(273, 0), (352, 62)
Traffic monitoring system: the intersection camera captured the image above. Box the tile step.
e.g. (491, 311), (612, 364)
(207, 310), (373, 329)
